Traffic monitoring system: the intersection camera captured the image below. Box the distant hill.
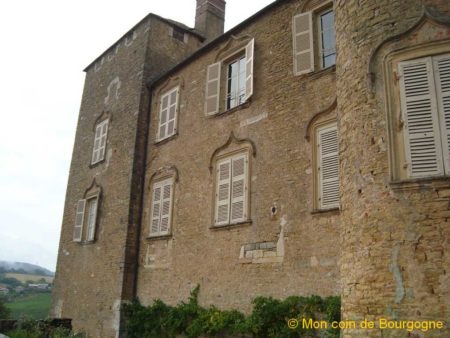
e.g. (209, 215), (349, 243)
(0, 261), (54, 277)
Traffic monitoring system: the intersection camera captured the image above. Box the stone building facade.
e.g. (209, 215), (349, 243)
(52, 0), (450, 337)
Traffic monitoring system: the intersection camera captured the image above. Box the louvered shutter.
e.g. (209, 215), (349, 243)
(91, 124), (102, 164)
(293, 12), (314, 75)
(399, 58), (443, 177)
(318, 124), (339, 209)
(160, 182), (172, 234)
(150, 185), (162, 235)
(215, 159), (231, 225)
(73, 199), (86, 242)
(159, 94), (169, 140)
(434, 54), (450, 174)
(86, 197), (98, 241)
(244, 39), (254, 101)
(205, 62), (221, 115)
(230, 155), (247, 223)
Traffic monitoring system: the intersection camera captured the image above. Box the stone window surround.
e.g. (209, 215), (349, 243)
(89, 111), (112, 168)
(384, 42), (450, 186)
(74, 179), (102, 245)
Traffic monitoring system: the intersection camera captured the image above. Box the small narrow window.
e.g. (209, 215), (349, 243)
(157, 87), (179, 141)
(170, 26), (186, 43)
(215, 153), (249, 226)
(226, 55), (246, 109)
(85, 197), (98, 242)
(150, 178), (174, 236)
(317, 122), (339, 210)
(92, 119), (109, 165)
(319, 9), (336, 68)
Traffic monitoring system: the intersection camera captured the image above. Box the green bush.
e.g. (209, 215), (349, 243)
(122, 286), (341, 338)
(6, 319), (88, 338)
(0, 296), (10, 319)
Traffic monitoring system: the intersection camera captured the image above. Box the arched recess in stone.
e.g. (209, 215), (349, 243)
(304, 98), (337, 141)
(92, 110), (111, 132)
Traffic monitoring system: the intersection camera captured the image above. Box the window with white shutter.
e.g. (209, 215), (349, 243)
(398, 53), (450, 178)
(317, 123), (339, 210)
(293, 12), (313, 75)
(205, 38), (255, 114)
(215, 153), (248, 226)
(158, 87), (179, 141)
(73, 195), (99, 243)
(149, 178), (174, 236)
(91, 119), (109, 165)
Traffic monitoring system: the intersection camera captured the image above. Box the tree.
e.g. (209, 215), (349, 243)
(0, 297), (10, 319)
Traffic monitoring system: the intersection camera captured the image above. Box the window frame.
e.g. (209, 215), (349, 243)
(157, 86), (179, 142)
(213, 151), (250, 227)
(91, 119), (109, 165)
(225, 54), (247, 110)
(317, 7), (336, 69)
(149, 177), (174, 237)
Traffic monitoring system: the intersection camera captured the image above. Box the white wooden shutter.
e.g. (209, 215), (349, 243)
(318, 124), (339, 209)
(434, 54), (450, 174)
(160, 182), (172, 234)
(150, 185), (162, 235)
(86, 197), (98, 241)
(244, 39), (254, 101)
(158, 87), (179, 140)
(230, 154), (247, 223)
(205, 62), (221, 115)
(215, 159), (231, 226)
(399, 58), (443, 177)
(73, 199), (86, 242)
(91, 120), (108, 164)
(293, 12), (314, 75)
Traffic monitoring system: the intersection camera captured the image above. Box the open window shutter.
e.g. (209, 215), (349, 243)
(73, 199), (86, 242)
(434, 54), (450, 174)
(399, 58), (443, 177)
(92, 124), (102, 164)
(244, 39), (254, 101)
(159, 95), (169, 140)
(293, 12), (314, 75)
(230, 155), (247, 223)
(167, 88), (179, 137)
(205, 62), (221, 115)
(99, 121), (108, 161)
(150, 186), (162, 235)
(160, 182), (172, 234)
(86, 198), (98, 241)
(215, 159), (231, 225)
(318, 124), (339, 209)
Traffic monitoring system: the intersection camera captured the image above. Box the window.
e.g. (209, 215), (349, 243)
(149, 178), (174, 236)
(91, 119), (109, 165)
(157, 87), (179, 141)
(398, 53), (450, 178)
(214, 153), (249, 226)
(293, 5), (335, 75)
(169, 26), (188, 43)
(73, 196), (99, 242)
(205, 39), (254, 115)
(316, 122), (339, 210)
(318, 9), (336, 68)
(226, 55), (246, 109)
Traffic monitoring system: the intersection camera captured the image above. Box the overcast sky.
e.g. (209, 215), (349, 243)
(0, 0), (275, 271)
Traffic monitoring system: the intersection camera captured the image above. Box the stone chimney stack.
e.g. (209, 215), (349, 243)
(195, 0), (226, 41)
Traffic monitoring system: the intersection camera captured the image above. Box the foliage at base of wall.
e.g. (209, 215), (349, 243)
(2, 318), (84, 338)
(122, 286), (341, 338)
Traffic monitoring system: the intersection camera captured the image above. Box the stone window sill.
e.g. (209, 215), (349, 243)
(76, 240), (96, 246)
(208, 100), (251, 119)
(146, 233), (172, 241)
(154, 133), (178, 145)
(311, 207), (340, 215)
(390, 176), (450, 191)
(210, 220), (252, 230)
(89, 158), (105, 169)
(299, 64), (336, 80)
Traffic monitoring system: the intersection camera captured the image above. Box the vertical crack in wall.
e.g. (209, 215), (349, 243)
(390, 244), (405, 304)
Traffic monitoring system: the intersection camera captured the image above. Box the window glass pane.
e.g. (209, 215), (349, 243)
(320, 10), (336, 68)
(324, 54), (336, 68)
(227, 56), (246, 109)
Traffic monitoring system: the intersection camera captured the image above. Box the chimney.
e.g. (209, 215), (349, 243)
(195, 0), (226, 41)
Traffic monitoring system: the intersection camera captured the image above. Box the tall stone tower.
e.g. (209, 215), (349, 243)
(50, 14), (208, 338)
(335, 0), (450, 337)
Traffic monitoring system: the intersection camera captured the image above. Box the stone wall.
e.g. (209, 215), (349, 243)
(137, 0), (341, 313)
(335, 0), (450, 337)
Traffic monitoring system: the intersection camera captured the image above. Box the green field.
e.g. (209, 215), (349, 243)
(5, 273), (54, 283)
(6, 293), (52, 319)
